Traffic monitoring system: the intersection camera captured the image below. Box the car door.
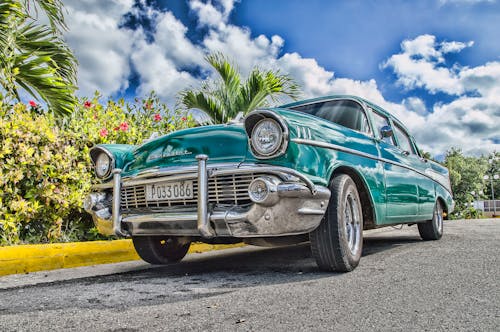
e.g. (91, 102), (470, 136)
(391, 123), (436, 221)
(370, 110), (419, 223)
(408, 136), (435, 220)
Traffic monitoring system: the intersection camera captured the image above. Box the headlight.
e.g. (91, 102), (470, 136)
(251, 118), (283, 157)
(95, 153), (112, 178)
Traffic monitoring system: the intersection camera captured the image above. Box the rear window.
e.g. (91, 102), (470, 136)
(290, 100), (371, 134)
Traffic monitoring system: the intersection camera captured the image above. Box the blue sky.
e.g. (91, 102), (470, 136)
(234, 0), (499, 100)
(62, 0), (500, 156)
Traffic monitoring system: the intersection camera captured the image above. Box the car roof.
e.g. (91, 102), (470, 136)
(279, 94), (411, 134)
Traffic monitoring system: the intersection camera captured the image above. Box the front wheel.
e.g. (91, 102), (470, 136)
(132, 236), (191, 264)
(310, 174), (363, 272)
(418, 200), (444, 240)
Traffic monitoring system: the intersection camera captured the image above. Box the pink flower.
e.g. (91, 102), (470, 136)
(29, 100), (37, 107)
(181, 117), (187, 121)
(84, 101), (92, 108)
(119, 122), (129, 131)
(99, 128), (108, 137)
(154, 114), (162, 122)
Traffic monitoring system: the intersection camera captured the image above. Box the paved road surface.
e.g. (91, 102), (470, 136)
(0, 219), (499, 331)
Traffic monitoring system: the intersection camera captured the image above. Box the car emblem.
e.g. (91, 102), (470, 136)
(162, 145), (192, 158)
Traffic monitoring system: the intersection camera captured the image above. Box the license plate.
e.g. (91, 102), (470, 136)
(146, 180), (194, 201)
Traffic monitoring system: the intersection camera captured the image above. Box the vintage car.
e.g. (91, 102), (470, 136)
(84, 95), (454, 272)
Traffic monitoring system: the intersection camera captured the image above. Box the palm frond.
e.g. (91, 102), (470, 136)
(1, 21), (77, 115)
(16, 22), (77, 83)
(0, 1), (24, 54)
(263, 70), (301, 103)
(0, 0), (76, 115)
(23, 0), (67, 31)
(205, 52), (241, 95)
(240, 69), (269, 113)
(179, 90), (225, 123)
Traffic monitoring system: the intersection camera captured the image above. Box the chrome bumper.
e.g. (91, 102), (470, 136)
(84, 157), (330, 238)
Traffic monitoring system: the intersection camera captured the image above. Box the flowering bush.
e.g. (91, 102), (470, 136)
(0, 92), (195, 245)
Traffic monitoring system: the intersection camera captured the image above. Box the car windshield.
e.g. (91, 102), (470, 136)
(288, 99), (370, 133)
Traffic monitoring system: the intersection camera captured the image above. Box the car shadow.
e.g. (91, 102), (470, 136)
(0, 233), (426, 314)
(81, 232), (425, 286)
(362, 233), (422, 256)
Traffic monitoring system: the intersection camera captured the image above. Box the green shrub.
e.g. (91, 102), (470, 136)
(0, 92), (195, 245)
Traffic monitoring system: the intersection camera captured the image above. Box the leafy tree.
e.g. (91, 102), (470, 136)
(0, 0), (77, 115)
(443, 148), (489, 218)
(179, 52), (301, 123)
(483, 151), (500, 201)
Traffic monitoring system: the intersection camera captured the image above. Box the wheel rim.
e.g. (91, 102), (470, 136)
(434, 202), (443, 234)
(344, 193), (361, 255)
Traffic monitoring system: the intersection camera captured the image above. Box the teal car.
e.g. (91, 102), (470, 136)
(84, 95), (454, 272)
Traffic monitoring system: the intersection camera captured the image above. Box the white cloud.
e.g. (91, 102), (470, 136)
(381, 35), (476, 94)
(131, 39), (199, 102)
(189, 0), (236, 28)
(130, 10), (205, 101)
(414, 96), (500, 156)
(382, 35), (499, 155)
(441, 40), (474, 53)
(403, 97), (427, 116)
(64, 0), (136, 97)
(401, 35), (442, 61)
(151, 11), (205, 68)
(202, 25), (284, 75)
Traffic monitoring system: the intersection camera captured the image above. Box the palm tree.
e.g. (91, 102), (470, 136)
(0, 0), (77, 115)
(179, 53), (301, 124)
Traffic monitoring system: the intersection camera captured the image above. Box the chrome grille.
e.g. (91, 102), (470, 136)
(120, 173), (260, 212)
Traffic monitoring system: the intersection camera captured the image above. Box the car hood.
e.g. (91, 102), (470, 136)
(124, 124), (249, 175)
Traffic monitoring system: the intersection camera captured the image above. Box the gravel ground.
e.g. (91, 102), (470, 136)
(0, 219), (499, 332)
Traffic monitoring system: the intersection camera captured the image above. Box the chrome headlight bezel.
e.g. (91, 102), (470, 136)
(95, 153), (112, 178)
(90, 147), (115, 180)
(250, 118), (283, 157)
(244, 110), (289, 159)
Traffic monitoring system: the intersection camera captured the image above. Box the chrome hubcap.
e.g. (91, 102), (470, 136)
(344, 193), (361, 255)
(434, 203), (443, 234)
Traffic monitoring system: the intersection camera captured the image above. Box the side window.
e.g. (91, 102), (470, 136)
(291, 100), (371, 134)
(371, 111), (394, 145)
(393, 125), (415, 154)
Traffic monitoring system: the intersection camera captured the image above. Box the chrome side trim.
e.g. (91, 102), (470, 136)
(292, 138), (453, 195)
(196, 154), (214, 238)
(112, 169), (128, 236)
(292, 138), (378, 161)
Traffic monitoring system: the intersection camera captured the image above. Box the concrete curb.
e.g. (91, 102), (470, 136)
(0, 240), (243, 277)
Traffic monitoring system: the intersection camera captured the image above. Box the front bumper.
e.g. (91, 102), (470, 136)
(84, 156), (330, 238)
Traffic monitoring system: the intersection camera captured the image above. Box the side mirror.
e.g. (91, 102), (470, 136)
(380, 125), (393, 138)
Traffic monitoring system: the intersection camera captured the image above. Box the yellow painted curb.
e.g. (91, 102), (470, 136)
(0, 240), (244, 277)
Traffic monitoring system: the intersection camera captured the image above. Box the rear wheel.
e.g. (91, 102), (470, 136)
(418, 200), (444, 240)
(132, 236), (191, 264)
(310, 174), (363, 272)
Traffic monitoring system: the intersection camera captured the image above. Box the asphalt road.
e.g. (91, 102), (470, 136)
(0, 219), (499, 332)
